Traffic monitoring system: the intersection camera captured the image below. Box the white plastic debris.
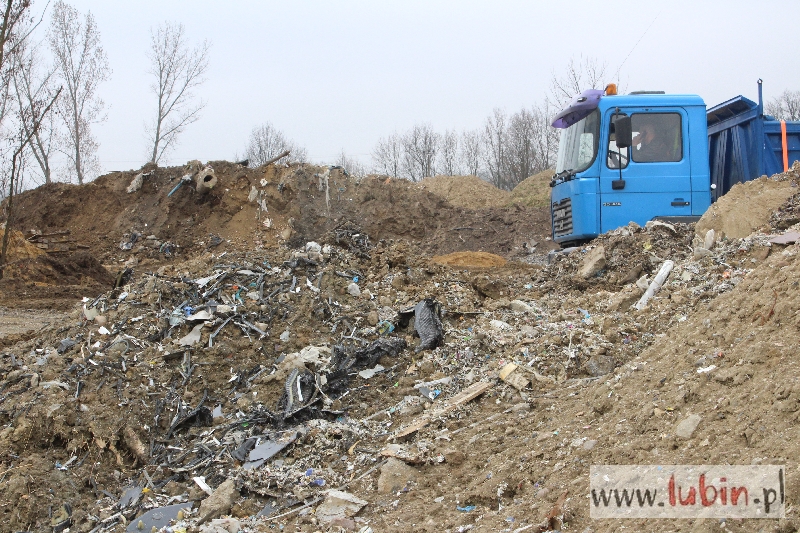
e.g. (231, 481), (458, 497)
(490, 319), (511, 331)
(193, 476), (214, 496)
(178, 324), (204, 346)
(347, 282), (361, 297)
(634, 260), (674, 310)
(125, 172), (144, 194)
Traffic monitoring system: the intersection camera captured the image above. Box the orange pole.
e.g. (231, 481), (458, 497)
(781, 120), (789, 172)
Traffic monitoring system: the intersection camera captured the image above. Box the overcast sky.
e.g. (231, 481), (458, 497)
(58, 0), (800, 175)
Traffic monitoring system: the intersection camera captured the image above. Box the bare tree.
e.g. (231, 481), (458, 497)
(244, 122), (307, 166)
(372, 132), (403, 178)
(531, 101), (559, 173)
(766, 90), (800, 122)
(437, 129), (459, 175)
(12, 36), (58, 184)
(146, 22), (209, 165)
(548, 55), (608, 110)
(335, 150), (366, 178)
(48, 0), (109, 184)
(0, 1), (33, 130)
(483, 108), (508, 189)
(402, 123), (438, 181)
(459, 129), (483, 177)
(505, 108), (538, 187)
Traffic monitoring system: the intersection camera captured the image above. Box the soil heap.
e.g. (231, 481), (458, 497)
(1, 160), (800, 533)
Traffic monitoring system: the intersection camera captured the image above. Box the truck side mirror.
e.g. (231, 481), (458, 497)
(614, 116), (633, 148)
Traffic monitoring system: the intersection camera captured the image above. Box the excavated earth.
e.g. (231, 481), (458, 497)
(1, 161), (800, 533)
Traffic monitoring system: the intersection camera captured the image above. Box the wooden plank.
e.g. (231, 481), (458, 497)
(390, 381), (494, 440)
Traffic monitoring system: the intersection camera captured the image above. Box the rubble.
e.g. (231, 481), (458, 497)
(1, 161), (800, 531)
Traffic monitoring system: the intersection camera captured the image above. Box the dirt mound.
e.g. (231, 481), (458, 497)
(6, 250), (114, 285)
(417, 174), (511, 208)
(0, 227), (46, 261)
(8, 163), (554, 265)
(509, 168), (555, 207)
(696, 172), (798, 239)
(0, 251), (114, 309)
(432, 251), (507, 268)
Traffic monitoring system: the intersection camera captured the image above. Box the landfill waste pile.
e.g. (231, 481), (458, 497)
(1, 160), (800, 533)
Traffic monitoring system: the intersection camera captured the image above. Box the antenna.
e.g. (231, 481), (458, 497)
(613, 10), (662, 85)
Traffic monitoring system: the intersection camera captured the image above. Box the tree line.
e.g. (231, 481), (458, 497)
(3, 1), (800, 197)
(0, 0), (210, 196)
(245, 57), (610, 191)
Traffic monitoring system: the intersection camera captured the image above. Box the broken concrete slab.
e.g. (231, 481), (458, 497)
(377, 458), (417, 494)
(198, 479), (238, 522)
(578, 246), (606, 279)
(315, 490), (368, 523)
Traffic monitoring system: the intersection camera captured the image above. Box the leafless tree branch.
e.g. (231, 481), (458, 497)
(146, 21), (210, 165)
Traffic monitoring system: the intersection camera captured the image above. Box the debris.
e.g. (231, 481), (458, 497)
(584, 355), (615, 377)
(379, 444), (424, 464)
(347, 282), (361, 296)
(633, 260), (674, 310)
(704, 228), (716, 250)
(200, 518), (241, 533)
(242, 430), (299, 469)
(377, 457), (418, 493)
(178, 323), (204, 346)
(769, 231), (800, 245)
(198, 479), (239, 523)
(194, 476), (214, 496)
(499, 363), (531, 390)
(675, 414), (702, 439)
(127, 504), (190, 533)
(315, 490), (368, 523)
(509, 300), (534, 313)
(578, 245), (606, 278)
(358, 364), (384, 379)
(122, 426), (148, 463)
(196, 166), (218, 194)
(125, 171), (150, 194)
(51, 503), (72, 533)
(393, 381), (493, 439)
(118, 485), (143, 509)
(56, 338), (76, 354)
(399, 298), (443, 352)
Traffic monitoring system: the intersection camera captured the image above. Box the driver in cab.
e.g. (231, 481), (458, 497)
(633, 122), (672, 162)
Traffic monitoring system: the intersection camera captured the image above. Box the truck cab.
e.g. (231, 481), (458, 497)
(550, 90), (711, 247)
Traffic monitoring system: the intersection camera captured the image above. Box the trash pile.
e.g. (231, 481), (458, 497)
(3, 162), (800, 532)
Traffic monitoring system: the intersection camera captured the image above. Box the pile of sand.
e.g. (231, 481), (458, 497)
(432, 251), (507, 268)
(509, 169), (555, 208)
(417, 175), (511, 208)
(0, 227), (46, 262)
(696, 175), (796, 239)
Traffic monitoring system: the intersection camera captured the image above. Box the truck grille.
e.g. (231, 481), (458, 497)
(552, 197), (573, 238)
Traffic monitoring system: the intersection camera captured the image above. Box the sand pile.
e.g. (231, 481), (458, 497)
(417, 175), (511, 208)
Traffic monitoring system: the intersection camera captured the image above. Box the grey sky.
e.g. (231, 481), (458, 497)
(62, 0), (800, 175)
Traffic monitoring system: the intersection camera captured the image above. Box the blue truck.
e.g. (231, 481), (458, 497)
(549, 80), (800, 246)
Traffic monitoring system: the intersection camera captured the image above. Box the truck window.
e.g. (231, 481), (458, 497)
(607, 113), (630, 170)
(631, 113), (682, 163)
(555, 109), (600, 174)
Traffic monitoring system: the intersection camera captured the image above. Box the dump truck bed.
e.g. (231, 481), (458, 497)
(707, 94), (800, 201)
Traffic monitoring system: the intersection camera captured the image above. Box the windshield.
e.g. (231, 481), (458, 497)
(555, 109), (600, 174)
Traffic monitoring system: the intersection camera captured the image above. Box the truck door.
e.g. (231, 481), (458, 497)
(599, 108), (692, 232)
